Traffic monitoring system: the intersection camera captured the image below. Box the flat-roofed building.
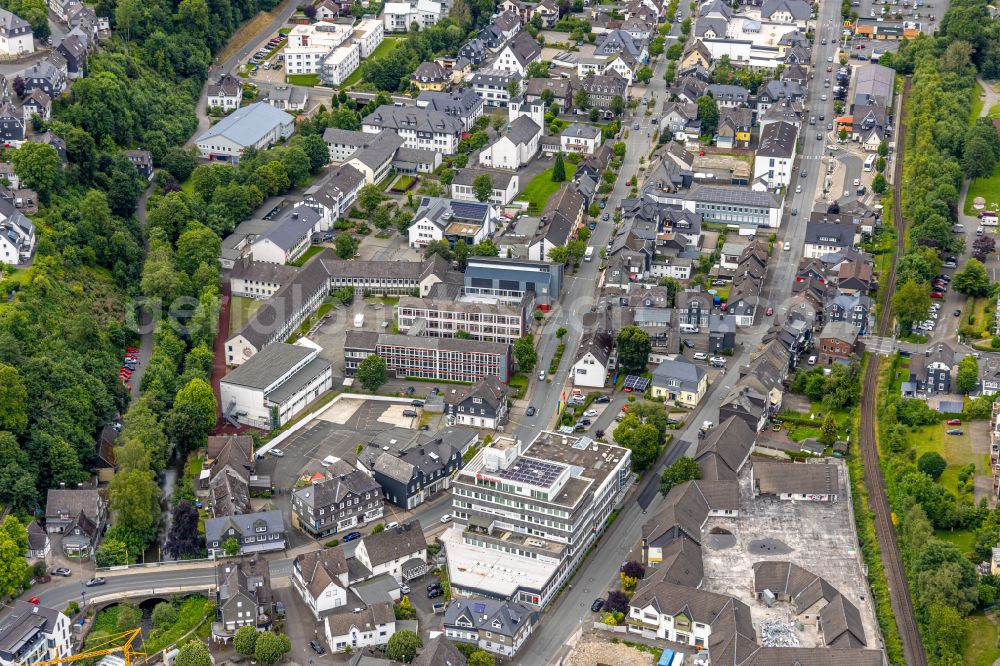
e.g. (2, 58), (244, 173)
(396, 294), (528, 344)
(345, 331), (511, 383)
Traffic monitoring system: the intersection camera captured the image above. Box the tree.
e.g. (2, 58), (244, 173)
(254, 632), (291, 665)
(956, 354), (981, 394)
(573, 87), (589, 110)
(659, 456), (700, 495)
(116, 604), (142, 631)
(878, 140), (889, 157)
(556, 326), (567, 339)
(892, 278), (932, 333)
(358, 183), (383, 218)
(513, 335), (537, 372)
(621, 560), (645, 580)
(696, 95), (719, 137)
(165, 501), (201, 559)
(468, 651), (495, 666)
(954, 258), (991, 296)
(386, 630), (422, 663)
(163, 147), (196, 182)
(872, 172), (887, 194)
(223, 537), (240, 556)
(0, 363), (27, 434)
(11, 141), (61, 202)
(176, 222), (222, 277)
(152, 602), (178, 628)
(0, 516), (27, 598)
(233, 626), (260, 656)
(357, 354), (387, 392)
(11, 75), (22, 98)
(470, 239), (499, 257)
(589, 107), (600, 122)
(109, 468), (161, 548)
(636, 65), (652, 83)
(603, 590), (630, 613)
(95, 539), (130, 567)
(819, 413), (838, 446)
(964, 135), (997, 178)
(547, 245), (569, 264)
(506, 77), (520, 99)
(174, 641), (212, 666)
(875, 156), (887, 173)
(167, 378), (217, 454)
(614, 414), (662, 471)
(838, 128), (848, 142)
(473, 173), (493, 202)
(616, 326), (651, 374)
(610, 95), (625, 116)
(918, 452), (948, 480)
(335, 232), (358, 259)
(552, 152), (567, 182)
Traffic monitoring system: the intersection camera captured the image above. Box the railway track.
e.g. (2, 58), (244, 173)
(857, 75), (927, 666)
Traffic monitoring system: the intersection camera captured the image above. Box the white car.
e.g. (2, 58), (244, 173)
(853, 178), (861, 186)
(693, 352), (708, 360)
(269, 448), (285, 457)
(584, 409), (598, 417)
(440, 514), (453, 524)
(783, 241), (791, 251)
(827, 55), (834, 62)
(795, 185), (802, 193)
(400, 583), (411, 594)
(320, 455), (337, 467)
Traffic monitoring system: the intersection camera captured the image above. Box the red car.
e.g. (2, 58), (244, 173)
(127, 346), (138, 352)
(947, 419), (962, 425)
(28, 597), (39, 604)
(930, 292), (944, 299)
(766, 307), (774, 315)
(826, 66), (832, 72)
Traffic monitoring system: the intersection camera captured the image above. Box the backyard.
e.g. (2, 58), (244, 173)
(343, 36), (402, 87)
(229, 296), (264, 334)
(965, 611), (1000, 666)
(905, 423), (988, 497)
(286, 73), (320, 86)
(516, 164), (578, 214)
(964, 160), (1000, 215)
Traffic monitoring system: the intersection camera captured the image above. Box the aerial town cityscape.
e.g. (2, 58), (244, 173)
(0, 0), (998, 663)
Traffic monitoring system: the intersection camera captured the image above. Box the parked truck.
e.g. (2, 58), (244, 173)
(354, 313), (364, 328)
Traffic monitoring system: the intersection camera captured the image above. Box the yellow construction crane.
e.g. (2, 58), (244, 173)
(34, 628), (145, 666)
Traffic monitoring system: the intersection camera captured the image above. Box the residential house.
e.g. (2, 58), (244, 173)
(680, 40), (712, 70)
(458, 38), (487, 65)
(579, 72), (630, 109)
(407, 196), (497, 248)
(0, 104), (22, 145)
(676, 288), (712, 328)
(528, 184), (584, 261)
(324, 602), (396, 652)
(471, 69), (521, 108)
(479, 116), (540, 169)
(572, 329), (614, 388)
(660, 101), (699, 135)
(214, 557), (273, 639)
(362, 105), (463, 155)
(851, 103), (889, 150)
(293, 546), (350, 619)
(760, 0), (812, 23)
(444, 376), (509, 429)
(416, 88), (484, 132)
(21, 89), (50, 123)
(984, 357), (1000, 397)
(195, 102), (295, 163)
(125, 150), (154, 181)
(804, 220), (856, 259)
(752, 120), (797, 188)
(826, 292), (870, 329)
(706, 83), (751, 109)
(21, 61), (66, 97)
(292, 467), (384, 538)
(719, 340), (789, 431)
(493, 31), (541, 78)
(44, 487), (106, 554)
(709, 314), (737, 352)
(56, 35), (86, 78)
(558, 123), (602, 155)
(383, 0), (441, 32)
(817, 322), (859, 364)
(478, 10), (521, 50)
(451, 168), (519, 206)
(315, 0), (340, 20)
(411, 61), (450, 91)
(651, 356), (708, 407)
(353, 521), (428, 583)
(0, 9), (32, 56)
(716, 106), (752, 149)
(357, 427), (474, 509)
(262, 84), (309, 112)
(25, 521), (49, 561)
(754, 79), (805, 116)
(203, 434), (255, 517)
(345, 130), (405, 184)
(0, 602), (71, 666)
(524, 77), (574, 112)
(904, 344), (954, 396)
(204, 510), (286, 558)
(0, 204), (33, 264)
(444, 599), (537, 657)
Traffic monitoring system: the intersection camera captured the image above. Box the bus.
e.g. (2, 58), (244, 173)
(863, 154), (877, 172)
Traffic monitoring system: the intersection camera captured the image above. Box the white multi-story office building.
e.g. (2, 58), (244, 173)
(284, 22), (352, 75)
(444, 432), (632, 608)
(396, 295), (528, 344)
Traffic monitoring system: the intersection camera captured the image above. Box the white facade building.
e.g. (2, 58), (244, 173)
(752, 121), (797, 189)
(284, 22), (352, 75)
(0, 10), (33, 56)
(195, 102), (295, 163)
(353, 17), (384, 58)
(0, 602), (72, 666)
(383, 0), (441, 32)
(362, 105), (463, 155)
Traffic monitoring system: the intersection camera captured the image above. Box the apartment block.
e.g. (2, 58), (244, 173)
(396, 295), (528, 344)
(344, 331), (511, 383)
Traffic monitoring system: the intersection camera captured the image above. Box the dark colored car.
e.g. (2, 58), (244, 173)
(405, 386), (415, 395)
(309, 641), (326, 655)
(954, 309), (962, 317)
(428, 587), (444, 598)
(682, 339), (694, 348)
(428, 582), (443, 592)
(946, 429), (963, 435)
(411, 399), (424, 407)
(526, 406), (536, 416)
(343, 531), (362, 542)
(594, 395), (611, 403)
(591, 598), (605, 612)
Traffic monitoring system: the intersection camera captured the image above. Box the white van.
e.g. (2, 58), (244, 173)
(679, 324), (700, 333)
(584, 246), (595, 262)
(808, 355), (817, 365)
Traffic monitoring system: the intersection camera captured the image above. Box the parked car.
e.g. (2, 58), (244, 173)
(269, 448), (284, 457)
(427, 582), (443, 593)
(428, 588), (444, 599)
(682, 339), (694, 348)
(309, 641), (326, 655)
(693, 352), (708, 360)
(526, 406), (536, 416)
(584, 409), (598, 417)
(440, 514), (453, 523)
(946, 419), (962, 425)
(591, 598), (605, 612)
(953, 309), (962, 317)
(399, 584), (410, 595)
(28, 597), (40, 604)
(52, 568), (71, 577)
(930, 292), (944, 299)
(343, 532), (362, 542)
(946, 429), (963, 435)
(594, 395), (611, 403)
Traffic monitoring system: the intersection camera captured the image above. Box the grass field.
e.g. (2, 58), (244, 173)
(229, 296), (264, 334)
(965, 159), (1000, 215)
(217, 11), (279, 64)
(343, 37), (402, 87)
(990, 103), (1000, 118)
(287, 73), (320, 86)
(906, 423), (988, 496)
(289, 244), (325, 266)
(965, 612), (1000, 666)
(970, 80), (986, 124)
(517, 164), (578, 213)
(142, 596), (215, 654)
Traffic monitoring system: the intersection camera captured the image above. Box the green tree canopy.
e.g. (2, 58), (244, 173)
(953, 258), (991, 296)
(892, 278), (932, 333)
(513, 335), (538, 373)
(386, 630), (423, 662)
(956, 354), (980, 394)
(917, 451), (948, 480)
(659, 456), (700, 495)
(616, 326), (652, 374)
(357, 354), (388, 392)
(552, 152), (567, 183)
(233, 626), (259, 656)
(254, 632), (291, 665)
(174, 640), (212, 666)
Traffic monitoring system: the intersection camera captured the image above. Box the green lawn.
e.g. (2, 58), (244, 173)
(990, 103), (1000, 118)
(906, 424), (988, 496)
(343, 36), (401, 87)
(964, 159), (1000, 215)
(142, 596), (215, 654)
(517, 164), (578, 214)
(289, 244), (325, 267)
(229, 296), (264, 334)
(970, 80), (986, 124)
(935, 528), (976, 554)
(965, 612), (1000, 666)
(286, 73), (320, 86)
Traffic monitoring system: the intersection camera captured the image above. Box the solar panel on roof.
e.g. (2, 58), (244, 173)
(422, 197), (430, 206)
(495, 457), (564, 488)
(472, 603), (486, 613)
(623, 375), (650, 391)
(450, 201), (486, 220)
